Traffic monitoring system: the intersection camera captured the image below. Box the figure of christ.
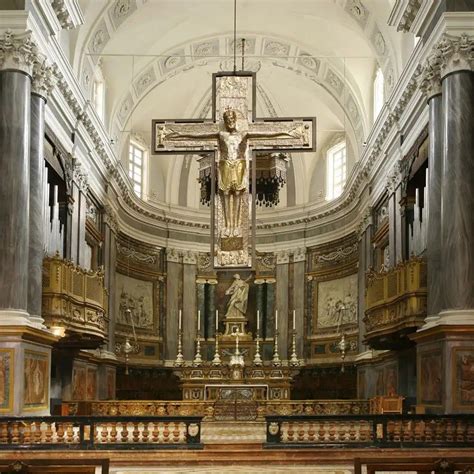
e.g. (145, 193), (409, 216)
(157, 109), (305, 235)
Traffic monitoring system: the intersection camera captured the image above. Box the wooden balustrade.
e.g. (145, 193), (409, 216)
(42, 255), (108, 348)
(0, 416), (202, 449)
(364, 257), (427, 349)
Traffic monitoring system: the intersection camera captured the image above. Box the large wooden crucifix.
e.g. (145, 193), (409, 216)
(152, 72), (316, 268)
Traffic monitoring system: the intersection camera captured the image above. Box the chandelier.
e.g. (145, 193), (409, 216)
(198, 152), (288, 207)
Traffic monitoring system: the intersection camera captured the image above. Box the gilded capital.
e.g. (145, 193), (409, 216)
(0, 30), (38, 75)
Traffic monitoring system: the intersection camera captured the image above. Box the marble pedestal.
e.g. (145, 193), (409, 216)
(412, 325), (474, 414)
(0, 326), (57, 416)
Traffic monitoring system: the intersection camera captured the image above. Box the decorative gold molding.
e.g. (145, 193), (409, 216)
(364, 257), (427, 345)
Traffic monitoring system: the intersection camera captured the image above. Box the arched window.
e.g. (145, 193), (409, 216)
(128, 138), (148, 198)
(92, 63), (105, 122)
(326, 141), (347, 201)
(373, 67), (384, 121)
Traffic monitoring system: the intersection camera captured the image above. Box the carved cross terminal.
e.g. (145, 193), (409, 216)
(152, 72), (316, 268)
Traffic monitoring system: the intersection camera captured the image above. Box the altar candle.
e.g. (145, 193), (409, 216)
(257, 310), (260, 331)
(275, 310), (278, 331)
(197, 310), (201, 332)
(215, 310), (218, 334)
(293, 309), (296, 331)
(178, 309), (182, 331)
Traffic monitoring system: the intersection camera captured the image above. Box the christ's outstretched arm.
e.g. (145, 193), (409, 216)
(157, 125), (219, 146)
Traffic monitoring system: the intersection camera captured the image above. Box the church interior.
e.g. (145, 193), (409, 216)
(0, 0), (474, 472)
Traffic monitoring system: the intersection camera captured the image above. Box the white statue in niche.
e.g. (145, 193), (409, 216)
(224, 274), (251, 320)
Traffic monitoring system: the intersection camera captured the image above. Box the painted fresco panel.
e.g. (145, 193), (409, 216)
(23, 351), (49, 410)
(453, 348), (474, 409)
(420, 351), (442, 405)
(0, 349), (14, 412)
(86, 367), (98, 400)
(72, 365), (87, 400)
(106, 368), (115, 400)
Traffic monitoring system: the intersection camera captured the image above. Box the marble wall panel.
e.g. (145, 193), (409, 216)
(419, 351), (442, 405)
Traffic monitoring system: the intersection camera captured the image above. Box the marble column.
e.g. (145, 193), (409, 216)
(357, 213), (372, 353)
(182, 252), (197, 360)
(387, 192), (397, 268)
(196, 282), (206, 335)
(265, 282), (275, 340)
(28, 60), (56, 327)
(440, 66), (474, 315)
(165, 250), (181, 360)
(276, 251), (289, 359)
(0, 32), (36, 323)
(255, 281), (264, 333)
(293, 249), (306, 357)
(103, 206), (118, 353)
(209, 282), (216, 334)
(420, 56), (444, 321)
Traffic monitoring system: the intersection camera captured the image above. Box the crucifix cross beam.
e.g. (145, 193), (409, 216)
(152, 71), (316, 269)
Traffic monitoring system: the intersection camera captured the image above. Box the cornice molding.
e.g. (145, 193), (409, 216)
(51, 0), (84, 30)
(389, 0), (422, 33)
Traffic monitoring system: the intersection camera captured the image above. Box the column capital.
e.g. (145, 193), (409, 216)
(385, 160), (403, 195)
(357, 207), (373, 239)
(0, 30), (39, 75)
(293, 247), (306, 263)
(103, 204), (119, 234)
(31, 58), (58, 99)
(166, 248), (181, 263)
(72, 160), (89, 193)
(436, 33), (474, 78)
(276, 250), (289, 264)
(182, 250), (197, 265)
(419, 51), (443, 100)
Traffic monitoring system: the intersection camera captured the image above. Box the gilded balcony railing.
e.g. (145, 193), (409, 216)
(364, 257), (427, 348)
(61, 399), (370, 419)
(42, 255), (108, 347)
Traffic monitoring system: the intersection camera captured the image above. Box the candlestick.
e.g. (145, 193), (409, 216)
(275, 309), (278, 331)
(197, 310), (200, 332)
(215, 310), (218, 335)
(193, 330), (203, 366)
(289, 329), (299, 366)
(174, 328), (184, 367)
(253, 320), (262, 366)
(293, 309), (296, 331)
(272, 329), (281, 366)
(178, 309), (182, 331)
(257, 310), (260, 331)
(212, 329), (221, 365)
